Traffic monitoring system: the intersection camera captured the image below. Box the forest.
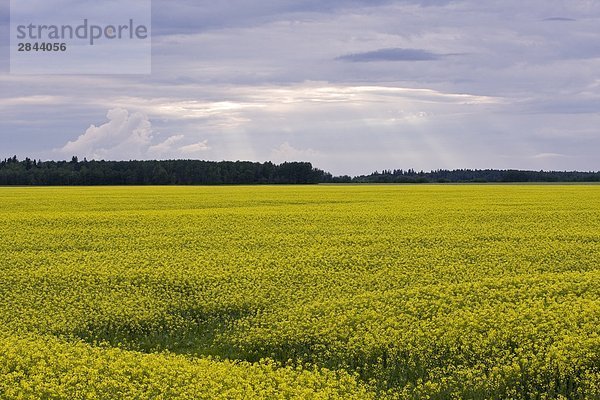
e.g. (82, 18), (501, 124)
(350, 168), (600, 183)
(0, 156), (329, 185)
(1, 156), (599, 185)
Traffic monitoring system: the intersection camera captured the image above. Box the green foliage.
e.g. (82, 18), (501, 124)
(1, 185), (600, 398)
(0, 157), (329, 185)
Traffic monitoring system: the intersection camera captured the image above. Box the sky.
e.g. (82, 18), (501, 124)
(1, 0), (599, 175)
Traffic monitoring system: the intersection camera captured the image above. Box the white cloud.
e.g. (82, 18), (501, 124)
(148, 134), (185, 156)
(271, 142), (319, 163)
(58, 109), (208, 160)
(533, 153), (569, 159)
(0, 95), (69, 107)
(59, 108), (152, 160)
(179, 140), (211, 154)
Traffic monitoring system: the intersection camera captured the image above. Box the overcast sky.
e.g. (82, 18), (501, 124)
(1, 0), (599, 175)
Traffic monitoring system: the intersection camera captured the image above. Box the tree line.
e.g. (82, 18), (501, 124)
(349, 168), (600, 183)
(0, 156), (329, 185)
(1, 156), (599, 185)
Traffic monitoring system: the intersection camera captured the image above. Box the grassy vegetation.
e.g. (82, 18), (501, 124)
(1, 185), (600, 399)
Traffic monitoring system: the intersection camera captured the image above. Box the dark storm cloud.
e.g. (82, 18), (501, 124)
(336, 48), (444, 62)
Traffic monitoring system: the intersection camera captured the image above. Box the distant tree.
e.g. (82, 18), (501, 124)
(1, 157), (599, 186)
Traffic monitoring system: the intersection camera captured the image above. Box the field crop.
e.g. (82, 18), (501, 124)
(1, 185), (600, 399)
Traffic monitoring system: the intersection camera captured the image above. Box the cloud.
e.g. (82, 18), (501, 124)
(150, 0), (449, 36)
(542, 17), (576, 22)
(179, 140), (211, 154)
(532, 153), (568, 159)
(0, 95), (69, 107)
(336, 48), (443, 62)
(58, 109), (209, 160)
(0, 0), (8, 72)
(0, 1), (8, 23)
(271, 142), (319, 163)
(147, 134), (185, 156)
(3, 1), (600, 174)
(59, 108), (152, 160)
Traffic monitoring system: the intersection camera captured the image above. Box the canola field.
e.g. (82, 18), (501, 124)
(1, 185), (600, 399)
